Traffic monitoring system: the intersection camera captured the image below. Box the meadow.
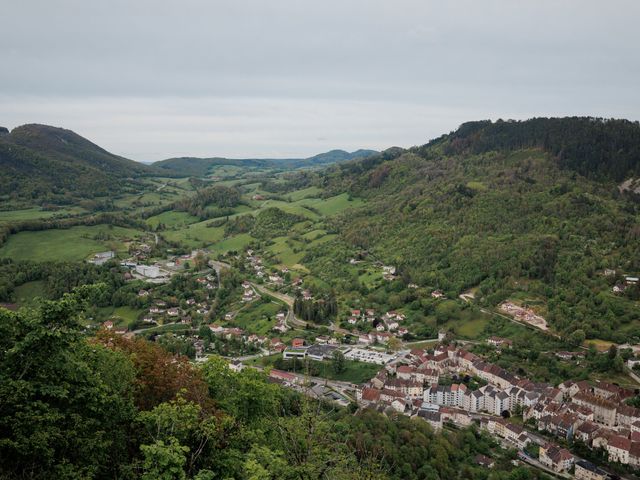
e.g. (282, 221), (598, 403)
(0, 225), (143, 262)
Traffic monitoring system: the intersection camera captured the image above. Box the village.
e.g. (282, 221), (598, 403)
(94, 244), (640, 478)
(328, 338), (640, 479)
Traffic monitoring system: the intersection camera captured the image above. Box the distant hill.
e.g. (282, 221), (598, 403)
(153, 149), (378, 177)
(0, 124), (161, 204)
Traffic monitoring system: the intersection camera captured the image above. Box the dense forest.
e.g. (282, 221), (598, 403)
(299, 117), (640, 342)
(0, 124), (162, 204)
(0, 288), (552, 479)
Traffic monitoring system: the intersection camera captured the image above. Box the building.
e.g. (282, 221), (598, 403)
(606, 435), (631, 464)
(573, 392), (617, 426)
(574, 460), (607, 480)
(135, 264), (161, 278)
(539, 444), (574, 473)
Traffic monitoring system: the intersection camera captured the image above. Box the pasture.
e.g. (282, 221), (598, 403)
(0, 225), (143, 262)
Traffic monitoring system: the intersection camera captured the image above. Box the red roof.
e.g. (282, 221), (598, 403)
(609, 435), (632, 451)
(270, 369), (296, 381)
(397, 365), (414, 374)
(361, 388), (381, 402)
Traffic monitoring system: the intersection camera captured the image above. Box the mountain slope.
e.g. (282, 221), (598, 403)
(153, 149), (378, 177)
(304, 117), (640, 343)
(0, 124), (158, 203)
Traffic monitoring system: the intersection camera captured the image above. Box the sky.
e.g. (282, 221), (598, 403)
(2, 0), (640, 162)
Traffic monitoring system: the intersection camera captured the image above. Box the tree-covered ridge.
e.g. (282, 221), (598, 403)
(427, 117), (640, 181)
(0, 124), (163, 203)
(152, 149), (379, 177)
(0, 291), (551, 479)
(300, 118), (640, 343)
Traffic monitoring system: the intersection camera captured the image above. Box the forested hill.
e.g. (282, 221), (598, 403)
(153, 149), (378, 177)
(0, 124), (160, 203)
(307, 117), (640, 343)
(424, 117), (640, 181)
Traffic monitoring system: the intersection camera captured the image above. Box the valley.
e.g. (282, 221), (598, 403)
(3, 117), (640, 479)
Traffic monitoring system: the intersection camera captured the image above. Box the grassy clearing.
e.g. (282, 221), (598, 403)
(209, 234), (255, 254)
(286, 186), (323, 201)
(146, 211), (199, 229)
(267, 237), (305, 266)
(298, 193), (365, 216)
(256, 354), (380, 384)
(228, 300), (284, 335)
(14, 281), (47, 305)
(0, 225), (143, 262)
(259, 200), (319, 220)
(0, 207), (86, 223)
(440, 308), (492, 339)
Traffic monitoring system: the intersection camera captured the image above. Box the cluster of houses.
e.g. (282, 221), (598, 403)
(356, 343), (640, 473)
(612, 275), (639, 294)
(246, 251), (266, 279)
(142, 295), (208, 325)
(499, 302), (548, 330)
(345, 309), (410, 339)
(241, 281), (259, 303)
(382, 265), (397, 281)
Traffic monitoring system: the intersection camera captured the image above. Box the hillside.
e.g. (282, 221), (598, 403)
(153, 149), (378, 177)
(303, 117), (640, 343)
(0, 124), (160, 204)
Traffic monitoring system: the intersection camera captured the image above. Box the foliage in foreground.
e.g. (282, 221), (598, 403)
(1, 289), (551, 479)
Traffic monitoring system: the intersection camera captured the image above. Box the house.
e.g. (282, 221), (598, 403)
(572, 392), (617, 426)
(487, 336), (513, 349)
(167, 307), (180, 317)
(291, 338), (305, 348)
(269, 369), (298, 384)
(103, 320), (114, 330)
(417, 410), (442, 431)
(606, 435), (631, 464)
(555, 351), (585, 361)
(539, 443), (574, 473)
(574, 459), (607, 480)
(575, 421), (599, 445)
(474, 454), (494, 468)
(208, 323), (225, 334)
(138, 289), (149, 297)
(431, 289), (445, 299)
(359, 387), (381, 403)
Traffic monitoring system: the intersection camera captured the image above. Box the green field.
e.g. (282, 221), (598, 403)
(298, 193), (365, 216)
(259, 200), (320, 220)
(0, 225), (143, 262)
(287, 186), (322, 201)
(266, 237), (305, 266)
(228, 300), (284, 335)
(208, 233), (255, 254)
(440, 308), (492, 339)
(255, 354), (380, 384)
(14, 281), (47, 305)
(0, 207), (85, 223)
(146, 211), (200, 229)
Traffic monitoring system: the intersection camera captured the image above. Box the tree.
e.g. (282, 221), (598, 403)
(194, 251), (208, 271)
(141, 438), (189, 480)
(387, 336), (402, 352)
(568, 329), (586, 348)
(0, 286), (137, 479)
(332, 350), (346, 374)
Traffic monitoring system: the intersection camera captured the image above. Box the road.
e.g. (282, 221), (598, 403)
(250, 282), (351, 334)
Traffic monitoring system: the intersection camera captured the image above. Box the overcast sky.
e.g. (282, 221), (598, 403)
(2, 1), (640, 161)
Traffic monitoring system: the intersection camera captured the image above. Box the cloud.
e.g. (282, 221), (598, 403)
(1, 0), (639, 159)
